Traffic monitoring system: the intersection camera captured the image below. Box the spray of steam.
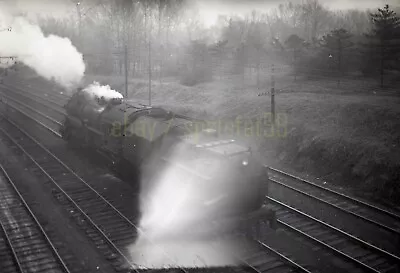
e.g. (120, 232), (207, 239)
(82, 81), (123, 100)
(0, 10), (85, 89)
(127, 139), (241, 269)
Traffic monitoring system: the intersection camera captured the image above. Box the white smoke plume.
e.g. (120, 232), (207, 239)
(126, 141), (242, 269)
(82, 81), (123, 100)
(0, 9), (85, 89)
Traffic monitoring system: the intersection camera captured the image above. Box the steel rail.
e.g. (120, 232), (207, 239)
(268, 176), (400, 236)
(0, 84), (63, 111)
(1, 85), (66, 114)
(0, 110), (189, 273)
(6, 84), (400, 239)
(257, 240), (312, 273)
(0, 208), (24, 273)
(0, 91), (62, 126)
(274, 211), (379, 272)
(5, 82), (400, 271)
(268, 167), (400, 221)
(0, 85), (313, 273)
(0, 121), (139, 272)
(268, 197), (400, 264)
(0, 97), (62, 137)
(0, 164), (71, 273)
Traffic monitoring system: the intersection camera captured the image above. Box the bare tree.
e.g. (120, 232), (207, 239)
(301, 0), (330, 43)
(246, 12), (270, 87)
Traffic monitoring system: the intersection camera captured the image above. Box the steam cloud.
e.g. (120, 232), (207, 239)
(0, 10), (85, 89)
(82, 81), (123, 100)
(127, 140), (242, 269)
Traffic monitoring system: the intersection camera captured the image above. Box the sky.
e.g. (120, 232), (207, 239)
(196, 0), (400, 26)
(1, 0), (399, 27)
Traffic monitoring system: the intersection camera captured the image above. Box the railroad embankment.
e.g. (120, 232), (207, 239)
(275, 100), (400, 204)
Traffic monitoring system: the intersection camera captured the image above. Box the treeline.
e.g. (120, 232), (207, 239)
(37, 0), (400, 87)
(270, 4), (400, 87)
(38, 0), (191, 76)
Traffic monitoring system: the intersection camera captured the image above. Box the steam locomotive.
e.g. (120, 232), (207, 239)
(60, 87), (276, 237)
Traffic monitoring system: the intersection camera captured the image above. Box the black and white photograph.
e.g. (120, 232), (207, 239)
(0, 0), (399, 272)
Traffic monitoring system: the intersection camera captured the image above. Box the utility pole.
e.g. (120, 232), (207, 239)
(72, 0), (104, 57)
(145, 4), (152, 106)
(121, 3), (129, 157)
(124, 43), (128, 99)
(148, 8), (152, 106)
(158, 0), (162, 85)
(75, 1), (82, 51)
(257, 63), (276, 128)
(271, 64), (276, 127)
(123, 3), (129, 103)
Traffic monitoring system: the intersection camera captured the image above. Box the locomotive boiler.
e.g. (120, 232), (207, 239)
(60, 87), (277, 237)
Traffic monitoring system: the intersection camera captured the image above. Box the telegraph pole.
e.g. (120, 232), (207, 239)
(74, 1), (82, 51)
(124, 44), (128, 98)
(145, 4), (152, 106)
(77, 2), (81, 42)
(257, 63), (276, 128)
(123, 5), (129, 100)
(271, 64), (276, 126)
(148, 11), (152, 106)
(73, 0), (104, 54)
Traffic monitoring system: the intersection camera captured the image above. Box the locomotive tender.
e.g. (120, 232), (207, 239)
(60, 87), (276, 236)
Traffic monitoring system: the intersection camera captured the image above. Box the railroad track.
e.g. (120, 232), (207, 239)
(0, 88), (311, 273)
(6, 83), (68, 110)
(268, 167), (400, 236)
(13, 83), (400, 272)
(0, 114), (192, 273)
(267, 169), (400, 256)
(270, 197), (400, 273)
(5, 82), (400, 234)
(3, 82), (400, 271)
(0, 164), (72, 273)
(237, 236), (311, 273)
(0, 90), (62, 133)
